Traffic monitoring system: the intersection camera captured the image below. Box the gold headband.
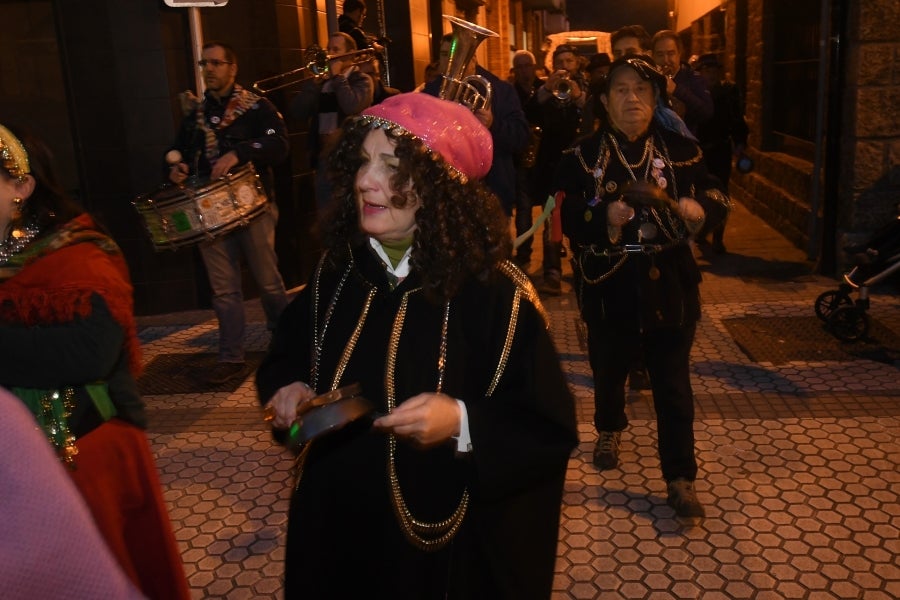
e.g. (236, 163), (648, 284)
(0, 124), (31, 180)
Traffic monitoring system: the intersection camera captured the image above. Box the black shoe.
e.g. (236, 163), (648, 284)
(204, 362), (248, 384)
(592, 431), (621, 471)
(666, 478), (706, 518)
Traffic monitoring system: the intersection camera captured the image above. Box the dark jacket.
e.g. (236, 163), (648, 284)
(169, 86), (289, 197)
(257, 244), (577, 600)
(670, 64), (714, 136)
(524, 74), (585, 200)
(291, 72), (374, 167)
(338, 14), (369, 51)
(555, 123), (708, 330)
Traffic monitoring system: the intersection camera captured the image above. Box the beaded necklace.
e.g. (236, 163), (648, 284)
(0, 224), (41, 267)
(574, 131), (685, 243)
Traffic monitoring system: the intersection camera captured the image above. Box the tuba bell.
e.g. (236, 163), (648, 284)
(438, 15), (498, 112)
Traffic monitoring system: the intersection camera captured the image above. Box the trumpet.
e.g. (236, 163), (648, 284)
(551, 74), (574, 103)
(438, 15), (498, 112)
(251, 46), (377, 94)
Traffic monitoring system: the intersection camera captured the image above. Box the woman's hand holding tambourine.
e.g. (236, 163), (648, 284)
(264, 381), (316, 430)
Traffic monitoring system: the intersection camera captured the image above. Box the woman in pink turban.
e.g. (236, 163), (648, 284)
(257, 93), (577, 599)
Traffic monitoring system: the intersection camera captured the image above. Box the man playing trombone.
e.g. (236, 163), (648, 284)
(291, 32), (375, 210)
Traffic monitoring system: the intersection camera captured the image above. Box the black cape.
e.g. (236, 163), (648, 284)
(257, 244), (578, 599)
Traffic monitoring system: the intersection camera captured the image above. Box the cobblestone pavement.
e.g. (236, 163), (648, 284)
(138, 200), (900, 599)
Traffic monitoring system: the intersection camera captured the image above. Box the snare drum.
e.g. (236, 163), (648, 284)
(133, 163), (269, 250)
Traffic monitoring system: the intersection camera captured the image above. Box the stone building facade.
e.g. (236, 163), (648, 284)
(718, 0), (900, 272)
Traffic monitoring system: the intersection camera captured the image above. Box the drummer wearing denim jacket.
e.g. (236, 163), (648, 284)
(167, 40), (290, 385)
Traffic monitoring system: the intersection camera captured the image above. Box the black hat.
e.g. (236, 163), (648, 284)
(603, 55), (668, 101)
(587, 52), (611, 72)
(696, 53), (722, 69)
(552, 44), (580, 60)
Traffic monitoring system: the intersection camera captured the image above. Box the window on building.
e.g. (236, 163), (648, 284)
(768, 0), (821, 160)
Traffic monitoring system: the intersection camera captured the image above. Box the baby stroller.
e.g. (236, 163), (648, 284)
(814, 210), (900, 341)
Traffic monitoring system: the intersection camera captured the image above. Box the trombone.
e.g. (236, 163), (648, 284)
(251, 46), (377, 95)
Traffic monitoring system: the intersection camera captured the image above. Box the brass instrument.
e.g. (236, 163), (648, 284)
(521, 126), (542, 169)
(438, 15), (498, 111)
(552, 74), (573, 103)
(250, 46), (377, 94)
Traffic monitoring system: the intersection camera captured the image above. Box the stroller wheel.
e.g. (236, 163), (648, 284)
(828, 306), (870, 342)
(815, 290), (853, 322)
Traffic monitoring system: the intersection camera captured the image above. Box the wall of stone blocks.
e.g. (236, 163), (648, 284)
(839, 0), (900, 245)
(729, 0), (900, 269)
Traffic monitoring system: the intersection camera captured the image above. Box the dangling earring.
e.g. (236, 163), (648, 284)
(11, 197), (23, 222)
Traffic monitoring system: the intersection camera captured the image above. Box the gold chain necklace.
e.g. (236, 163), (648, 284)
(607, 134), (653, 181)
(386, 293), (469, 551)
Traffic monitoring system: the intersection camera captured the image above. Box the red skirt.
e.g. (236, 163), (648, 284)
(68, 419), (191, 600)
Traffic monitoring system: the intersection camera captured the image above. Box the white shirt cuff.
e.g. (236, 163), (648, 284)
(453, 399), (472, 453)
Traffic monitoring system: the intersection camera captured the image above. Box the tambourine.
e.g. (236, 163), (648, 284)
(619, 180), (679, 213)
(285, 383), (375, 449)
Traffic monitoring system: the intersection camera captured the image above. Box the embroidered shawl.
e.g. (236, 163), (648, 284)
(0, 214), (142, 376)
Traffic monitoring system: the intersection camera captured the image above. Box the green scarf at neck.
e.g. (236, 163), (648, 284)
(380, 236), (414, 269)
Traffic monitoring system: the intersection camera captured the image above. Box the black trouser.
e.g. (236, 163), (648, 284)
(587, 320), (699, 482)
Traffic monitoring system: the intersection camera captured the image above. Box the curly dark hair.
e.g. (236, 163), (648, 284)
(323, 118), (511, 303)
(1, 125), (83, 237)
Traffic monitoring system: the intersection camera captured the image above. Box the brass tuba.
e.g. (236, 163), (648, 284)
(438, 15), (498, 111)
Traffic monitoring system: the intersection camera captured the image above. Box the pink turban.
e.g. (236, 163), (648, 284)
(361, 93), (493, 181)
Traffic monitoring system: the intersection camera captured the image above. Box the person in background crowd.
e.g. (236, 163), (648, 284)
(580, 52), (612, 136)
(423, 33), (529, 222)
(525, 43), (587, 295)
(610, 24), (652, 59)
(257, 92), (578, 599)
(360, 52), (401, 105)
(510, 49), (546, 268)
(0, 386), (146, 600)
(292, 32), (375, 211)
(413, 61), (441, 92)
(168, 41), (289, 384)
(1, 123), (190, 598)
(651, 30), (713, 137)
(338, 0), (384, 57)
(551, 56), (709, 519)
(695, 53), (749, 254)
